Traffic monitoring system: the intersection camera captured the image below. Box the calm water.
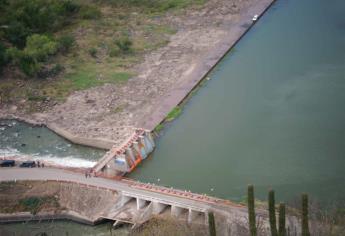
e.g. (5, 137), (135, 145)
(131, 0), (345, 205)
(0, 120), (105, 168)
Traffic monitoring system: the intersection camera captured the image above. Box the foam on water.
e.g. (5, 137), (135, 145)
(0, 148), (97, 168)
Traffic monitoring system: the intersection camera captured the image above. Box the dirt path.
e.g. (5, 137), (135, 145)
(0, 0), (275, 149)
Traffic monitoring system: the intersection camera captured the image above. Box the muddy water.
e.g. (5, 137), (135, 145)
(131, 0), (345, 206)
(0, 120), (105, 168)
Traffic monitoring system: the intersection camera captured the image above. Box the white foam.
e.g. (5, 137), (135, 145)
(0, 148), (97, 168)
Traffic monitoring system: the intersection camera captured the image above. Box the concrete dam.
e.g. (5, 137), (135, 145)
(93, 129), (155, 177)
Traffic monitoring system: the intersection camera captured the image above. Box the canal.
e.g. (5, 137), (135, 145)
(1, 0), (344, 234)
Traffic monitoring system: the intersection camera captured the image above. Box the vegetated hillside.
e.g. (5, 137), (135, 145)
(0, 0), (205, 110)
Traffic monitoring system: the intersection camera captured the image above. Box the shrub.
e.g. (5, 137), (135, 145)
(115, 37), (133, 54)
(0, 42), (7, 74)
(88, 47), (97, 57)
(58, 35), (76, 53)
(80, 5), (101, 19)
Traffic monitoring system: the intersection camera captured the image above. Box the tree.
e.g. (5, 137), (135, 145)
(7, 34), (58, 76)
(208, 212), (216, 236)
(248, 185), (257, 236)
(302, 193), (310, 236)
(268, 189), (278, 236)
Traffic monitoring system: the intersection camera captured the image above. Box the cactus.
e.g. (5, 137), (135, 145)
(301, 193), (310, 236)
(247, 185), (257, 236)
(208, 211), (216, 236)
(268, 189), (278, 236)
(278, 203), (286, 236)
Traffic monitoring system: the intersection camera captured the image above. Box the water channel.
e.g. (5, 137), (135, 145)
(1, 0), (344, 234)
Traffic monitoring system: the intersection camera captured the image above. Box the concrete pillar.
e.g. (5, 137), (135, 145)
(121, 195), (132, 206)
(204, 211), (209, 225)
(136, 198), (147, 210)
(143, 136), (154, 153)
(153, 202), (167, 214)
(188, 209), (197, 224)
(126, 147), (136, 162)
(132, 142), (141, 160)
(171, 205), (183, 217)
(138, 137), (148, 159)
(145, 131), (155, 148)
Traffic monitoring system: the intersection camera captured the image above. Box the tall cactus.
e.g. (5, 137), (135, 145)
(268, 189), (278, 236)
(247, 185), (257, 236)
(278, 203), (286, 236)
(208, 212), (216, 236)
(301, 193), (310, 236)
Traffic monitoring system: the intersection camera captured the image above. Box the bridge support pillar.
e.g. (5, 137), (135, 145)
(171, 205), (183, 217)
(136, 198), (147, 210)
(153, 202), (167, 214)
(188, 209), (197, 224)
(121, 195), (133, 206)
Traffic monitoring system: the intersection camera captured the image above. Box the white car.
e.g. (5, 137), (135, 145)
(252, 14), (259, 21)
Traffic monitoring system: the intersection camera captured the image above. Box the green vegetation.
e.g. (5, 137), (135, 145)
(166, 106), (182, 122)
(268, 190), (278, 236)
(278, 203), (286, 236)
(154, 123), (165, 133)
(247, 185), (257, 236)
(0, 0), (205, 107)
(302, 193), (310, 236)
(208, 212), (216, 236)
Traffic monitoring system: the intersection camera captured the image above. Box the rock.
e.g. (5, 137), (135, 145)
(10, 105), (17, 111)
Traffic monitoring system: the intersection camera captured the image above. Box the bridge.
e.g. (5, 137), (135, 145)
(0, 168), (262, 232)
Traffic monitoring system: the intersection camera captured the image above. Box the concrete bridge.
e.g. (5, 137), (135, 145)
(0, 168), (263, 233)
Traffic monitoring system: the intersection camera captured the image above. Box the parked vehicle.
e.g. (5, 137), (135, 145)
(0, 160), (15, 167)
(19, 161), (36, 168)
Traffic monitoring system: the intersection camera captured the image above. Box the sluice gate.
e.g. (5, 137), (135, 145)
(93, 129), (155, 177)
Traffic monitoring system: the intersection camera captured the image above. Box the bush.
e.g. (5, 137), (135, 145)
(88, 47), (97, 57)
(0, 42), (7, 74)
(58, 35), (76, 53)
(115, 37), (133, 54)
(9, 34), (58, 76)
(80, 5), (101, 19)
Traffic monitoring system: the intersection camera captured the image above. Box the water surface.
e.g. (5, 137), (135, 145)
(131, 0), (345, 205)
(0, 120), (105, 167)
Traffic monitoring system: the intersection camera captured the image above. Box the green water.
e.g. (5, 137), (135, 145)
(131, 0), (345, 205)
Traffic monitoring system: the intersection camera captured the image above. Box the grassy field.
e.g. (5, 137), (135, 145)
(0, 0), (206, 108)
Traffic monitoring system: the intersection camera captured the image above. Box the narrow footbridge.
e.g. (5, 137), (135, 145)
(0, 168), (252, 228)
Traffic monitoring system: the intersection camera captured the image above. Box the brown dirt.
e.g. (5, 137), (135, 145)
(0, 181), (118, 220)
(0, 0), (270, 149)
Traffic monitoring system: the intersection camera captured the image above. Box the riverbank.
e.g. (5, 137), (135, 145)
(0, 0), (275, 151)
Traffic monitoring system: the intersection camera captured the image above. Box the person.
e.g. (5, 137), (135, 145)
(37, 161), (40, 168)
(42, 163), (44, 168)
(85, 172), (88, 178)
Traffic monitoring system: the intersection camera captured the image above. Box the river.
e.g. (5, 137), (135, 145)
(1, 0), (344, 234)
